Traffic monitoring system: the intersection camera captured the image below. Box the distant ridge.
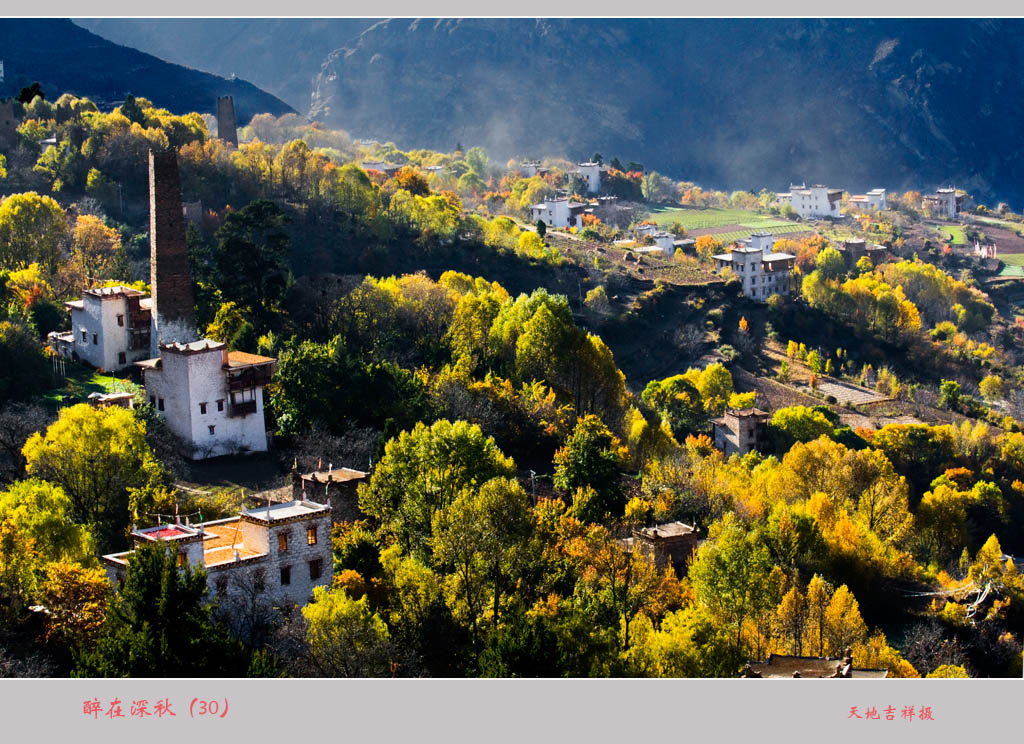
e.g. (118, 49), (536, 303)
(0, 19), (294, 123)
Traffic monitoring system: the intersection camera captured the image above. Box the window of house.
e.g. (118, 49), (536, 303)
(117, 314), (124, 327)
(118, 352), (127, 365)
(278, 533), (288, 552)
(280, 566), (291, 586)
(199, 402), (207, 415)
(92, 333), (98, 345)
(208, 425), (216, 435)
(177, 552), (187, 568)
(81, 331), (87, 343)
(215, 577), (228, 596)
(309, 558), (323, 581)
(149, 395), (156, 406)
(157, 398), (165, 411)
(307, 526), (317, 545)
(217, 399), (224, 412)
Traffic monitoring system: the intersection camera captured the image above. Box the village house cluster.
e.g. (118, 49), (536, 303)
(711, 232), (796, 301)
(50, 145), (276, 461)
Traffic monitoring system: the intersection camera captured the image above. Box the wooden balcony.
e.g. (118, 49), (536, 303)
(227, 400), (258, 418)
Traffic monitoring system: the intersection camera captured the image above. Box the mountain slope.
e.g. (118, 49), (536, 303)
(0, 19), (294, 123)
(73, 18), (375, 112)
(308, 18), (1024, 205)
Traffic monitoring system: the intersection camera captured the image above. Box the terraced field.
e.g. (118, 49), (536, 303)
(647, 207), (812, 242)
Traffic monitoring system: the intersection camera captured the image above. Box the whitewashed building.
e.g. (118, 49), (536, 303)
(576, 162), (603, 194)
(847, 188), (887, 212)
(531, 196), (588, 229)
(101, 498), (333, 607)
(49, 286), (152, 372)
(137, 339), (276, 460)
(777, 183), (842, 219)
(712, 232), (796, 301)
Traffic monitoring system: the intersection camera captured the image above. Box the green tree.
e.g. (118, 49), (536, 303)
(0, 321), (51, 404)
(302, 585), (395, 677)
(815, 246), (846, 280)
(213, 199), (291, 329)
(553, 415), (624, 522)
(939, 379), (961, 411)
(641, 375), (706, 439)
(535, 220), (546, 238)
(768, 406), (837, 453)
(22, 404), (166, 552)
(689, 514), (775, 647)
(74, 543), (244, 677)
(358, 419), (516, 557)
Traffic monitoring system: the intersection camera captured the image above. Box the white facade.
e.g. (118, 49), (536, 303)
(138, 340), (275, 460)
(712, 233), (796, 301)
(779, 183), (842, 219)
(55, 286), (152, 372)
(576, 162), (602, 194)
(652, 231), (676, 256)
(530, 197), (587, 229)
(102, 499), (334, 608)
(848, 188), (887, 212)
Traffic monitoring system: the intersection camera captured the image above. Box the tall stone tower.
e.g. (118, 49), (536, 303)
(149, 149), (196, 356)
(216, 96), (238, 147)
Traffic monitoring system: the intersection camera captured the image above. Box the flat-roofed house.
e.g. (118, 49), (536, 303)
(50, 285), (153, 372)
(531, 196), (588, 229)
(101, 498), (333, 607)
(137, 340), (276, 459)
(712, 233), (795, 301)
(712, 408), (771, 456)
(778, 183), (842, 219)
(923, 188), (964, 219)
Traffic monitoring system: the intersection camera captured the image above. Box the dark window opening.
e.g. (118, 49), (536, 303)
(309, 558), (323, 581)
(280, 566), (291, 586)
(157, 398), (165, 411)
(199, 402), (207, 415)
(117, 314), (124, 327)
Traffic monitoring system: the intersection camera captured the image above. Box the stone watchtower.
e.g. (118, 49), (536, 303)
(149, 150), (197, 356)
(0, 99), (18, 150)
(216, 96), (238, 147)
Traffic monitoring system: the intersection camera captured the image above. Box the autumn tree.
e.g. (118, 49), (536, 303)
(358, 419), (516, 557)
(0, 192), (68, 272)
(22, 404), (167, 552)
(694, 235), (723, 261)
(0, 479), (95, 564)
(37, 561), (110, 648)
(301, 585), (396, 677)
(70, 214), (123, 286)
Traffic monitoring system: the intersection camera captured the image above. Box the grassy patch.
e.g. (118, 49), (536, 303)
(39, 363), (133, 409)
(936, 225), (967, 245)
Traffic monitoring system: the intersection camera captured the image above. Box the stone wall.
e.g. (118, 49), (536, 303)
(216, 96), (238, 147)
(149, 150), (196, 356)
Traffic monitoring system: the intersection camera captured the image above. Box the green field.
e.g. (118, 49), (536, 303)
(936, 225), (967, 245)
(709, 225), (815, 243)
(648, 207), (776, 230)
(999, 253), (1024, 276)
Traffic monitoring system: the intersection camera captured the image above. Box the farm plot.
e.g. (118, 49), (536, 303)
(797, 378), (889, 406)
(648, 207), (775, 230)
